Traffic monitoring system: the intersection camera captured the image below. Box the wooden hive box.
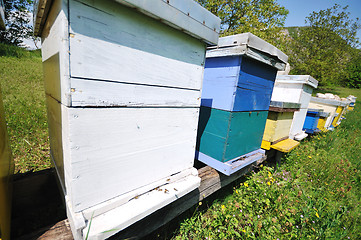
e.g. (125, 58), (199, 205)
(0, 84), (14, 240)
(317, 111), (331, 132)
(308, 97), (343, 130)
(303, 109), (323, 134)
(33, 0), (220, 239)
(196, 33), (288, 175)
(272, 75), (318, 140)
(332, 101), (348, 127)
(261, 101), (301, 152)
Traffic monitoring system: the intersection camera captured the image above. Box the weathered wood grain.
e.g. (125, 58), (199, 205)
(70, 78), (201, 107)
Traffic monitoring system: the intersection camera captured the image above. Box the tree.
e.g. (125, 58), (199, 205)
(0, 0), (33, 46)
(345, 51), (361, 88)
(196, 0), (289, 45)
(286, 4), (361, 86)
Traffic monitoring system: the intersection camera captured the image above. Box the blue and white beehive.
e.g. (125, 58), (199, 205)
(196, 33), (288, 175)
(303, 109), (323, 134)
(34, 0), (220, 239)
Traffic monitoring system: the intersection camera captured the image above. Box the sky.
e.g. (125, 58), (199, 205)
(277, 0), (361, 41)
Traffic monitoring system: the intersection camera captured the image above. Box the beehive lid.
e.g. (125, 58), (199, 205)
(307, 108), (323, 116)
(319, 111), (330, 118)
(270, 101), (301, 109)
(206, 33), (288, 70)
(275, 75), (318, 89)
(0, 0), (5, 30)
(310, 97), (343, 107)
(33, 0), (221, 44)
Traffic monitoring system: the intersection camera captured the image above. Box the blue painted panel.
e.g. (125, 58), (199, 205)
(201, 55), (277, 112)
(201, 56), (239, 110)
(303, 111), (320, 134)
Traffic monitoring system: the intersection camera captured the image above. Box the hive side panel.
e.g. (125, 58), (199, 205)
(196, 107), (231, 162)
(45, 96), (66, 193)
(64, 107), (200, 212)
(41, 0), (71, 106)
(289, 108), (308, 138)
(224, 111), (268, 162)
(68, 0), (206, 91)
(332, 106), (343, 126)
(70, 78), (200, 107)
(262, 112), (277, 142)
(272, 112), (294, 141)
(298, 85), (314, 109)
(271, 82), (303, 104)
(234, 57), (277, 111)
(201, 56), (239, 111)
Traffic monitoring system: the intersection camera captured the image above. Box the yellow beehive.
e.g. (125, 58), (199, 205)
(262, 101), (300, 153)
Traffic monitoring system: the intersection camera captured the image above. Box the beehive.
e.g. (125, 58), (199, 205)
(308, 97), (343, 130)
(303, 109), (322, 134)
(196, 33), (288, 175)
(347, 95), (357, 111)
(272, 75), (318, 140)
(261, 101), (300, 153)
(34, 0), (220, 239)
(317, 111), (331, 132)
(0, 84), (14, 240)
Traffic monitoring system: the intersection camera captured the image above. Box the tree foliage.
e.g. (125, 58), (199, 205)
(345, 51), (361, 88)
(286, 4), (361, 86)
(0, 0), (33, 46)
(196, 0), (288, 45)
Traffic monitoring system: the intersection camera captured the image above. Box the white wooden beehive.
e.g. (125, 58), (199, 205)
(272, 75), (318, 140)
(34, 0), (220, 239)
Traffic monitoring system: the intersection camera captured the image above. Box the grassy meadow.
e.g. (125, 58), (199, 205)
(0, 46), (51, 173)
(0, 45), (361, 239)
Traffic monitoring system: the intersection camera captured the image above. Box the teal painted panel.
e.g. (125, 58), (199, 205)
(197, 107), (230, 160)
(197, 107), (268, 163)
(225, 111), (268, 161)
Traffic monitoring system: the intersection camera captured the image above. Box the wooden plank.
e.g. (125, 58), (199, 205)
(68, 0), (206, 91)
(70, 78), (201, 107)
(58, 102), (200, 213)
(270, 139), (300, 153)
(41, 0), (71, 106)
(37, 156), (266, 240)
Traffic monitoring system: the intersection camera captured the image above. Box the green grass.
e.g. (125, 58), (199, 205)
(172, 89), (361, 239)
(0, 53), (51, 173)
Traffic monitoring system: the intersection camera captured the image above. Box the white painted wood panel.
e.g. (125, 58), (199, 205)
(70, 78), (201, 107)
(68, 0), (206, 91)
(58, 104), (200, 212)
(41, 0), (71, 106)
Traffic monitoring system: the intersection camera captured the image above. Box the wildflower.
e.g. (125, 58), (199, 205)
(244, 182), (249, 187)
(260, 164), (263, 168)
(199, 202), (202, 206)
(242, 229), (246, 233)
(221, 205), (225, 210)
(240, 209), (242, 213)
(267, 182), (271, 186)
(315, 212), (320, 218)
(312, 221), (315, 223)
(235, 190), (238, 194)
(257, 215), (260, 218)
(301, 215), (304, 218)
(308, 156), (312, 159)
